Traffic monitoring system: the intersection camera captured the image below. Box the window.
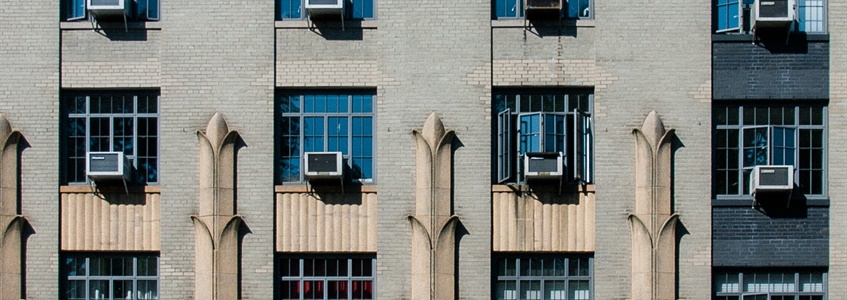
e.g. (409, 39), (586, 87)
(277, 0), (375, 20)
(62, 0), (159, 21)
(62, 91), (159, 185)
(63, 253), (159, 300)
(714, 269), (826, 299)
(714, 0), (825, 33)
(276, 91), (375, 184)
(494, 0), (592, 19)
(713, 103), (826, 197)
(278, 255), (375, 300)
(494, 89), (593, 184)
(494, 254), (593, 300)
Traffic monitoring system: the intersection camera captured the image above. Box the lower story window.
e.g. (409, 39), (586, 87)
(494, 254), (593, 300)
(714, 269), (827, 299)
(278, 254), (375, 300)
(62, 253), (159, 300)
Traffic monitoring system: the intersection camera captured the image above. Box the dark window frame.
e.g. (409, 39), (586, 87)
(714, 268), (827, 299)
(61, 90), (160, 185)
(276, 0), (377, 21)
(277, 254), (376, 300)
(275, 90), (376, 185)
(493, 88), (594, 184)
(62, 0), (160, 22)
(62, 252), (160, 300)
(713, 102), (827, 199)
(493, 253), (594, 300)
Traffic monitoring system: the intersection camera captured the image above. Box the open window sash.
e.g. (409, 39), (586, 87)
(136, 0), (160, 21)
(770, 126), (796, 167)
(741, 293), (768, 300)
(68, 0), (86, 20)
(573, 110), (591, 183)
(716, 0), (742, 33)
(497, 109), (512, 183)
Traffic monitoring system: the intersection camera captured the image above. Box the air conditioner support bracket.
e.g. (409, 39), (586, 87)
(89, 14), (129, 33)
(307, 11), (345, 31)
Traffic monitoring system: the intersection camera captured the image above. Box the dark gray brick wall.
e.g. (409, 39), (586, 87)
(713, 206), (829, 267)
(713, 38), (829, 100)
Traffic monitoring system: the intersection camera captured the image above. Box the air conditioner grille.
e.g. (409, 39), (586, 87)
(758, 167), (790, 186)
(759, 0), (789, 18)
(307, 153), (340, 173)
(90, 0), (121, 6)
(528, 158), (560, 173)
(308, 0), (339, 5)
(89, 153), (121, 172)
(526, 0), (560, 9)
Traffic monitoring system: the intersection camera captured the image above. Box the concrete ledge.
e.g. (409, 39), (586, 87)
(60, 21), (162, 30)
(275, 20), (378, 29)
(275, 184), (377, 193)
(60, 185), (160, 193)
(491, 19), (595, 28)
(491, 183), (595, 193)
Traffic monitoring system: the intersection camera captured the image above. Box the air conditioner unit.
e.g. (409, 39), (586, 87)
(87, 0), (130, 19)
(524, 152), (564, 179)
(305, 0), (344, 18)
(525, 0), (562, 11)
(304, 152), (344, 180)
(87, 151), (131, 182)
(754, 0), (795, 28)
(749, 165), (794, 195)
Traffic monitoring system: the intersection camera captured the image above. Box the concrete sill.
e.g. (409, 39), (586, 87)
(491, 19), (595, 28)
(275, 184), (377, 193)
(60, 185), (160, 194)
(275, 20), (377, 29)
(60, 20), (162, 30)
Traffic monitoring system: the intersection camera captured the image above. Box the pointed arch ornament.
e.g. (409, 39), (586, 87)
(409, 113), (461, 300)
(191, 113), (244, 299)
(0, 113), (25, 297)
(629, 111), (679, 300)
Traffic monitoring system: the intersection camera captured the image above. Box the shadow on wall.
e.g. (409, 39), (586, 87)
(756, 29), (809, 54)
(92, 21), (149, 41)
(310, 19), (364, 41)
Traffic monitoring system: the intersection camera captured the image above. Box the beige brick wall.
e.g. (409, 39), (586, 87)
(0, 0), (60, 298)
(61, 26), (161, 88)
(829, 0), (847, 295)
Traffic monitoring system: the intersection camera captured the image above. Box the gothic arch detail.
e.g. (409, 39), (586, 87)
(0, 113), (25, 297)
(629, 111), (679, 300)
(409, 113), (461, 300)
(192, 112), (244, 299)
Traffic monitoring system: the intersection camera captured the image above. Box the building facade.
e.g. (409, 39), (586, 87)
(0, 0), (841, 299)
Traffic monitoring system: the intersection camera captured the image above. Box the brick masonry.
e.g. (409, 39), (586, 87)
(713, 206), (829, 267)
(713, 38), (829, 100)
(828, 0), (847, 296)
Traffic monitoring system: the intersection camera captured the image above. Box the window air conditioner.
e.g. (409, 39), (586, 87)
(754, 0), (795, 28)
(304, 152), (344, 180)
(524, 152), (564, 179)
(87, 0), (130, 19)
(525, 0), (562, 11)
(87, 151), (131, 182)
(749, 165), (794, 195)
(305, 0), (344, 18)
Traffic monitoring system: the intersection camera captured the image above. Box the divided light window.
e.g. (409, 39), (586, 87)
(714, 0), (826, 33)
(278, 255), (375, 300)
(277, 0), (375, 20)
(713, 103), (826, 197)
(276, 91), (375, 184)
(494, 89), (593, 184)
(494, 0), (592, 19)
(63, 253), (159, 300)
(494, 254), (593, 300)
(714, 269), (826, 299)
(63, 0), (160, 21)
(62, 91), (159, 185)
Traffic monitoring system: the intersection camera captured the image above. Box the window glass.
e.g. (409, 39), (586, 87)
(494, 89), (594, 184)
(276, 91), (376, 184)
(715, 270), (826, 299)
(62, 91), (160, 185)
(63, 0), (160, 21)
(494, 254), (593, 300)
(714, 104), (826, 197)
(62, 253), (160, 300)
(279, 255), (375, 300)
(277, 0), (375, 20)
